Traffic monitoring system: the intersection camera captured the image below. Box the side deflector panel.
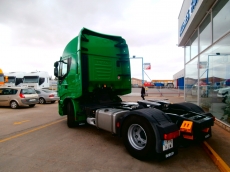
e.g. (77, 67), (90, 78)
(79, 28), (131, 95)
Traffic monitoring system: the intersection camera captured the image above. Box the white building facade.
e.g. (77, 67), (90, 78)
(178, 0), (230, 125)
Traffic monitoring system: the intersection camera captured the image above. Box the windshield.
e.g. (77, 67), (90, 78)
(6, 76), (16, 83)
(21, 88), (36, 94)
(0, 74), (4, 82)
(59, 59), (68, 77)
(42, 89), (54, 93)
(24, 76), (39, 83)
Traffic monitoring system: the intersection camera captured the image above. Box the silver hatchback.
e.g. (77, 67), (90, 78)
(0, 87), (39, 109)
(35, 89), (59, 104)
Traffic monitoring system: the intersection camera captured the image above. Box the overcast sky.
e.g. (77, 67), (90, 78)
(0, 0), (184, 81)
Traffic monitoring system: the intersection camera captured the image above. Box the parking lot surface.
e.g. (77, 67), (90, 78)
(0, 96), (224, 172)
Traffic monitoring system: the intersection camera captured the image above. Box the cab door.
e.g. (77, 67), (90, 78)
(58, 56), (82, 100)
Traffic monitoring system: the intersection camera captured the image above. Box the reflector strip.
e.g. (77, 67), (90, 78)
(183, 134), (194, 140)
(164, 130), (180, 140)
(202, 128), (210, 133)
(180, 120), (193, 133)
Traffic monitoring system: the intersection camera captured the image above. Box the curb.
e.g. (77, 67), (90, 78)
(215, 119), (230, 133)
(202, 141), (230, 172)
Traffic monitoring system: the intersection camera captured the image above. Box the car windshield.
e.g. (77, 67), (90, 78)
(42, 89), (54, 93)
(21, 88), (36, 94)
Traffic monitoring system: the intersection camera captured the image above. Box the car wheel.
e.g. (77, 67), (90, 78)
(51, 101), (55, 104)
(29, 104), (35, 107)
(122, 116), (156, 160)
(39, 98), (46, 104)
(67, 101), (79, 128)
(10, 101), (19, 109)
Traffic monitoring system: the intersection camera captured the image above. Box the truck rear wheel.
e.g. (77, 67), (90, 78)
(122, 116), (156, 160)
(67, 101), (79, 128)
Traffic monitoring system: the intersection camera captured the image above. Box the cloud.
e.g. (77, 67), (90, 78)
(0, 0), (184, 80)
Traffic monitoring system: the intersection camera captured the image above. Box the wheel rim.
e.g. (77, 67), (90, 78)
(39, 98), (44, 104)
(127, 124), (147, 150)
(11, 101), (17, 108)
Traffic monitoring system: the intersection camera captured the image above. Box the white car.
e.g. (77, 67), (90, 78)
(216, 87), (230, 98)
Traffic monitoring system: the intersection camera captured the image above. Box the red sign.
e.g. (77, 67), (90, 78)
(144, 63), (151, 70)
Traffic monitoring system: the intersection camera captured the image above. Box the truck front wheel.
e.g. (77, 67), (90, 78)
(67, 101), (79, 128)
(122, 116), (156, 160)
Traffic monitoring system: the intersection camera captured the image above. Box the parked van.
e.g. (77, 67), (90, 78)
(0, 87), (39, 109)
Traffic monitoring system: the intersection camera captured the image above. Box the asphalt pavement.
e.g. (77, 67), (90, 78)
(120, 94), (230, 172)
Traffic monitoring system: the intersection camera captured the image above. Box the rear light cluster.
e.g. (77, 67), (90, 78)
(49, 94), (54, 97)
(164, 130), (180, 140)
(19, 93), (25, 98)
(179, 120), (211, 140)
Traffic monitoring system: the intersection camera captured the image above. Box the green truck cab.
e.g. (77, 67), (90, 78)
(54, 28), (214, 160)
(54, 28), (131, 125)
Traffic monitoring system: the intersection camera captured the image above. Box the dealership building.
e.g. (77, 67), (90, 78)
(178, 0), (230, 125)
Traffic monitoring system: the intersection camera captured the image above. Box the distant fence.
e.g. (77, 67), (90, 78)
(144, 86), (184, 97)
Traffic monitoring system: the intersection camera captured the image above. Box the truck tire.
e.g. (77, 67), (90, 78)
(67, 101), (79, 128)
(122, 116), (156, 160)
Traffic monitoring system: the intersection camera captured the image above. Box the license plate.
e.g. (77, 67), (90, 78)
(163, 139), (173, 151)
(29, 99), (36, 101)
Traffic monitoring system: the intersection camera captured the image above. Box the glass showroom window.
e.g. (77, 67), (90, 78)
(190, 31), (198, 59)
(185, 57), (198, 104)
(199, 33), (230, 124)
(199, 14), (211, 52)
(185, 41), (191, 63)
(213, 0), (230, 42)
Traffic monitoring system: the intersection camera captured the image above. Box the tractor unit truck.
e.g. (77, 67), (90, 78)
(23, 71), (50, 89)
(54, 28), (215, 160)
(5, 72), (26, 87)
(0, 68), (8, 86)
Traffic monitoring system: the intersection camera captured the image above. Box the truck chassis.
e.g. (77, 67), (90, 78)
(64, 97), (214, 160)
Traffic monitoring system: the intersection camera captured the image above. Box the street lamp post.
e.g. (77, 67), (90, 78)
(130, 56), (144, 85)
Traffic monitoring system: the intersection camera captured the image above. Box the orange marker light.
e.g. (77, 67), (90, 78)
(180, 120), (193, 133)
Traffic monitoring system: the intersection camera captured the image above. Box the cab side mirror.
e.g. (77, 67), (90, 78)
(54, 67), (58, 77)
(54, 61), (59, 68)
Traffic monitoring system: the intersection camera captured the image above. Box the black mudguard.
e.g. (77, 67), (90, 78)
(167, 102), (214, 141)
(118, 108), (179, 154)
(168, 102), (205, 114)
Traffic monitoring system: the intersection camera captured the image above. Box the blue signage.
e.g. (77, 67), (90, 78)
(180, 0), (198, 37)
